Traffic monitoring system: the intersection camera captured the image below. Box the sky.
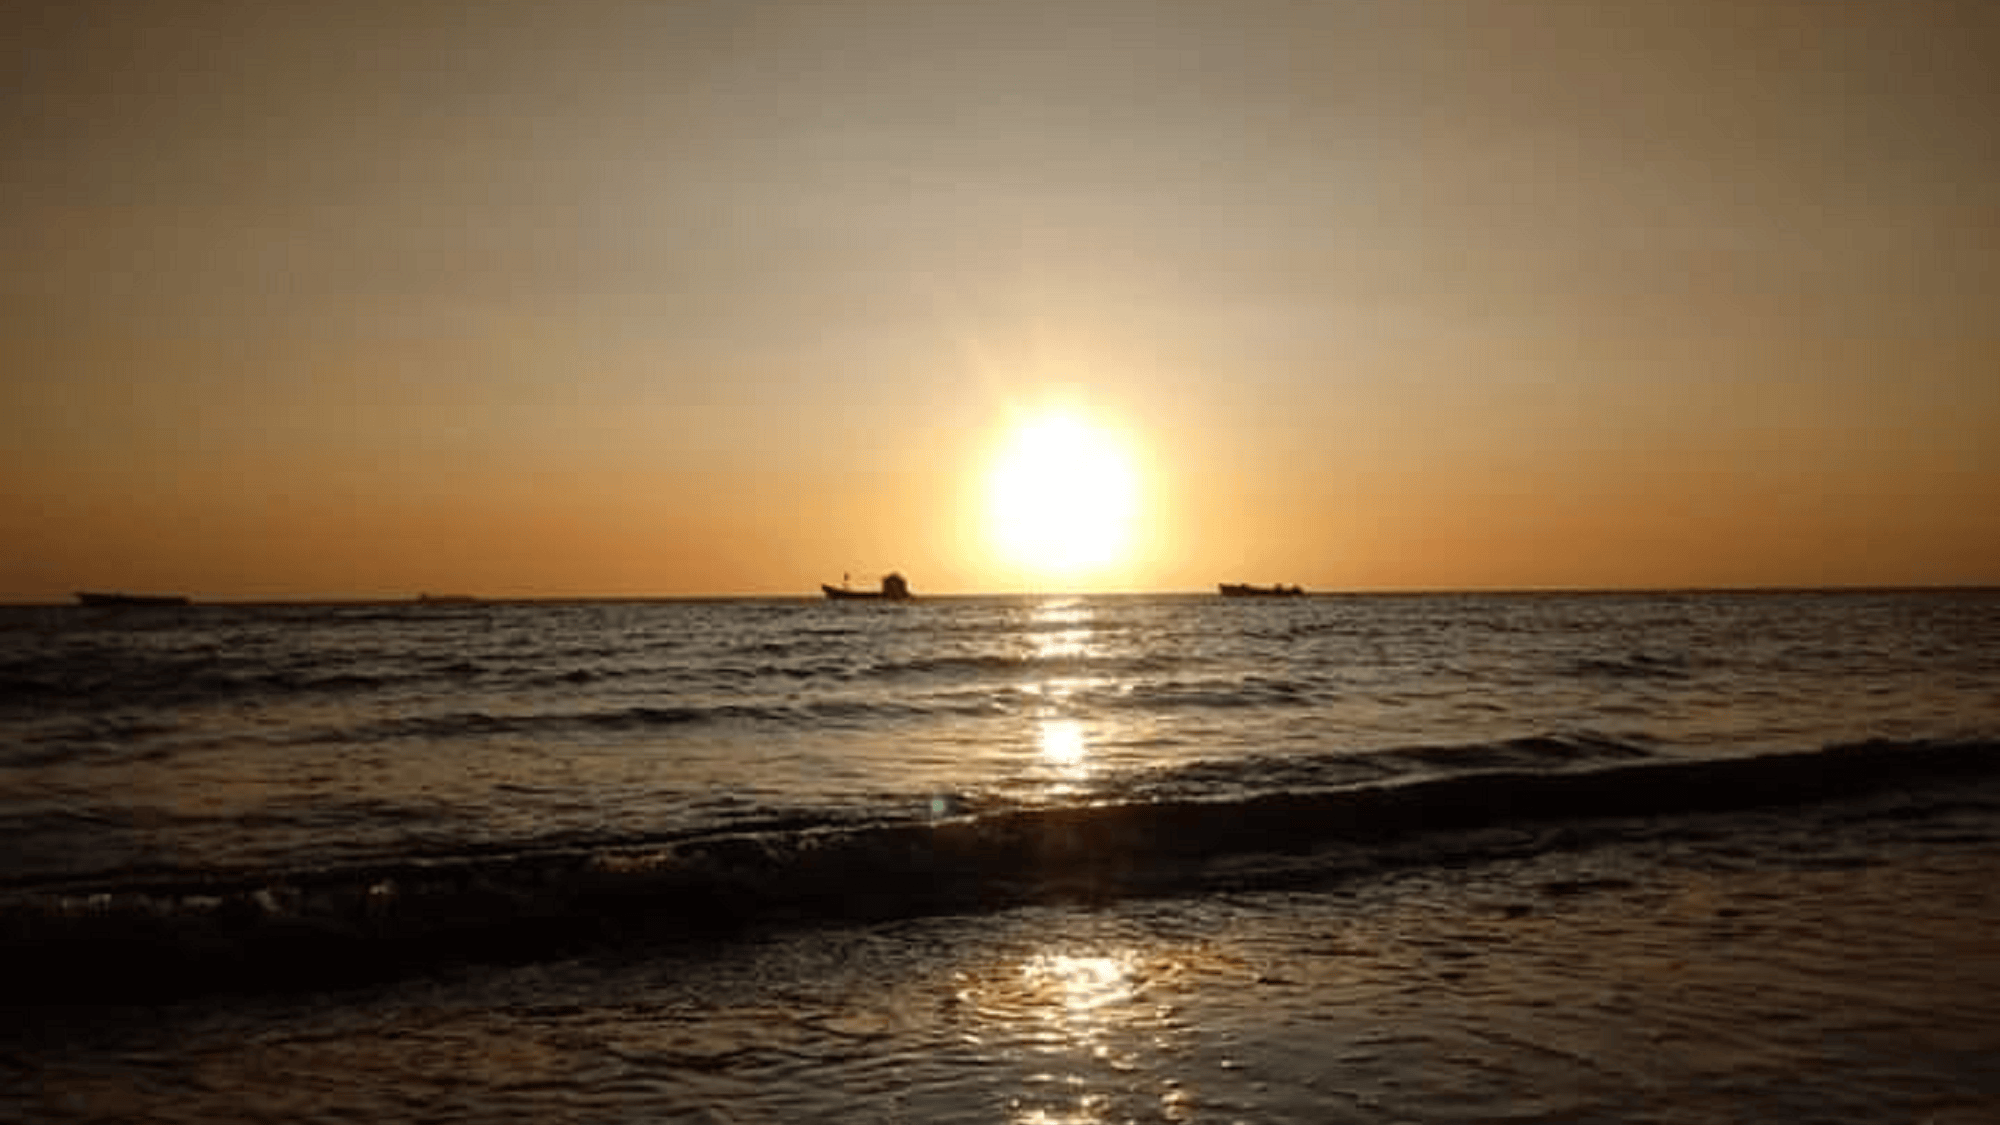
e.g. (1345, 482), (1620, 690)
(3, 0), (1996, 600)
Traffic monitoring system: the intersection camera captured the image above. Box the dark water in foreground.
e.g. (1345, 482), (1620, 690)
(4, 590), (1999, 1120)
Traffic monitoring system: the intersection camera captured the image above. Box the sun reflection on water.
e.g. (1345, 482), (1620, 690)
(1024, 599), (1104, 797)
(1037, 716), (1090, 794)
(1029, 599), (1097, 661)
(1033, 627), (1094, 660)
(953, 945), (1206, 1125)
(1026, 951), (1137, 1013)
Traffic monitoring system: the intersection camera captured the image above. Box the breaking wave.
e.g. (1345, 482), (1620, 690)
(5, 738), (1994, 1002)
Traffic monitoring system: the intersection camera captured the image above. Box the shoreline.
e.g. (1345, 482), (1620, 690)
(6, 742), (1996, 1004)
(9, 781), (1998, 1123)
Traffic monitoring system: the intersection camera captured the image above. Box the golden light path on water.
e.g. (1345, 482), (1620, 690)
(954, 944), (1213, 1125)
(1028, 598), (1100, 797)
(985, 600), (1200, 1123)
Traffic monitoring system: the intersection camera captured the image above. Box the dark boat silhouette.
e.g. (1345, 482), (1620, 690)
(1218, 583), (1305, 597)
(75, 591), (191, 607)
(823, 572), (911, 601)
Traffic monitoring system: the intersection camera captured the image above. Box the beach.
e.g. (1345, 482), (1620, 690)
(9, 771), (1999, 1123)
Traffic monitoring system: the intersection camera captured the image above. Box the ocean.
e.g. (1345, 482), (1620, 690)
(4, 589), (1998, 1121)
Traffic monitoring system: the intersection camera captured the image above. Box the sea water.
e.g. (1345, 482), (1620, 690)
(4, 590), (1999, 1121)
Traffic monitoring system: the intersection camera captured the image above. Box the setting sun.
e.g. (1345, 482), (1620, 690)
(986, 412), (1137, 581)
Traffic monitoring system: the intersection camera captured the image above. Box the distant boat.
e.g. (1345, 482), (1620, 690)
(823, 572), (912, 601)
(1218, 583), (1305, 598)
(75, 591), (191, 607)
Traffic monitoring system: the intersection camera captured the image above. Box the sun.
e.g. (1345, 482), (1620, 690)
(986, 411), (1137, 580)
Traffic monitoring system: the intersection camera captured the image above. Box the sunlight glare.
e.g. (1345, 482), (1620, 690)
(1039, 717), (1086, 767)
(987, 412), (1136, 581)
(1025, 953), (1135, 1014)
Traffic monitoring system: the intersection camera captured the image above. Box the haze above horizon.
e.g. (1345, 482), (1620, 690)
(4, 0), (1996, 601)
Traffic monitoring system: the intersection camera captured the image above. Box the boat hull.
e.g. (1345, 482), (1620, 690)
(75, 592), (191, 607)
(823, 571), (912, 600)
(822, 584), (908, 601)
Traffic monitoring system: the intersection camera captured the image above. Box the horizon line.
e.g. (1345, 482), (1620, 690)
(9, 581), (1999, 609)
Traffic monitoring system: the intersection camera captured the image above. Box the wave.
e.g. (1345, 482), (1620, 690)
(315, 681), (1352, 745)
(1562, 652), (1699, 681)
(314, 697), (969, 744)
(0, 648), (1204, 718)
(850, 650), (1189, 682)
(0, 657), (413, 709)
(3, 738), (1995, 1002)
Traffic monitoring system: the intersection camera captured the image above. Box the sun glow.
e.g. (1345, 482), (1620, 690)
(986, 412), (1137, 581)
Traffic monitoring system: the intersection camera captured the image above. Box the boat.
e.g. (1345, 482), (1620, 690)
(823, 572), (911, 601)
(1218, 583), (1305, 598)
(75, 591), (191, 607)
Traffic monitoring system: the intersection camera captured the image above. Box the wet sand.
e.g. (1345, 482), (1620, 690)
(9, 788), (1999, 1123)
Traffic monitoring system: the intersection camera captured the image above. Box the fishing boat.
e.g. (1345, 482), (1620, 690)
(75, 591), (191, 607)
(823, 572), (911, 601)
(1218, 583), (1305, 598)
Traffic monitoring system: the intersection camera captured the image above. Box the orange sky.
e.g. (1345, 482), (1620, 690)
(3, 0), (1996, 600)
